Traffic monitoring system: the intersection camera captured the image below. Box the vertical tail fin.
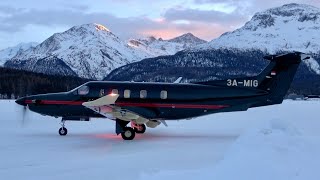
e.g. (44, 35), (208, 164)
(255, 52), (310, 105)
(193, 52), (309, 105)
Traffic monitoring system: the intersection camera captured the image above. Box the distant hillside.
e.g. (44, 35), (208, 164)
(0, 67), (89, 99)
(105, 49), (320, 95)
(4, 23), (204, 80)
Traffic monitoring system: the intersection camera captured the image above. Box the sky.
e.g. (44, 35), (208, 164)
(0, 0), (319, 49)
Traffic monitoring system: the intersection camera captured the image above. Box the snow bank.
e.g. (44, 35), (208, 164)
(210, 118), (320, 180)
(142, 117), (320, 180)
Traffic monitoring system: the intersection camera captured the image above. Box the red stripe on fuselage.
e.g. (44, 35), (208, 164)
(24, 100), (229, 109)
(115, 102), (229, 109)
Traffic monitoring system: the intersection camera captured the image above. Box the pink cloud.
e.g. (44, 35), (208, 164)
(140, 21), (235, 41)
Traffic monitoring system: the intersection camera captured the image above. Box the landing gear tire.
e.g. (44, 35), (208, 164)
(121, 127), (135, 140)
(134, 124), (146, 134)
(59, 127), (68, 136)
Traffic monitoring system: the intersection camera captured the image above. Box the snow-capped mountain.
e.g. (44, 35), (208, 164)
(0, 42), (38, 66)
(127, 36), (185, 56)
(105, 3), (320, 94)
(195, 3), (320, 75)
(168, 33), (207, 47)
(7, 24), (152, 79)
(127, 33), (206, 56)
(5, 24), (203, 79)
(198, 3), (320, 54)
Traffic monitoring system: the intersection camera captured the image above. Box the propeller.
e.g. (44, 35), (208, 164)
(21, 105), (29, 127)
(15, 97), (30, 127)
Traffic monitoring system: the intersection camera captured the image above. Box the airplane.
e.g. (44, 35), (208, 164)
(15, 52), (309, 140)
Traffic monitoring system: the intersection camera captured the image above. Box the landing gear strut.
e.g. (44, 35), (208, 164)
(59, 120), (68, 136)
(131, 122), (146, 134)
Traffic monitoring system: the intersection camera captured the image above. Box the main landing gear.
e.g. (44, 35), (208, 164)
(59, 120), (68, 136)
(56, 118), (146, 140)
(132, 122), (146, 134)
(116, 119), (146, 140)
(121, 127), (135, 140)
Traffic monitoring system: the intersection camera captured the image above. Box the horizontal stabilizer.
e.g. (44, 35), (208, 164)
(82, 94), (119, 107)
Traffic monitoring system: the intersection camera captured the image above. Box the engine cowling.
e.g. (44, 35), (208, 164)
(146, 120), (161, 128)
(134, 117), (149, 124)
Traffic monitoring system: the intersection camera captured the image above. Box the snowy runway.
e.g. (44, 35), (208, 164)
(1, 100), (320, 180)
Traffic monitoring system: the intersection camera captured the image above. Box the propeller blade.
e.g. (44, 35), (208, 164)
(21, 105), (29, 127)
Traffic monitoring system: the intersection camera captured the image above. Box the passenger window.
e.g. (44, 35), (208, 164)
(124, 90), (131, 98)
(111, 89), (119, 95)
(78, 86), (89, 95)
(140, 90), (147, 99)
(160, 90), (167, 99)
(99, 89), (105, 97)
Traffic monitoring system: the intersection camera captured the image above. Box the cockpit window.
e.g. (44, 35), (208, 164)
(78, 85), (89, 95)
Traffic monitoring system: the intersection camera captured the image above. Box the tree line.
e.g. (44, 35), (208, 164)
(0, 67), (89, 99)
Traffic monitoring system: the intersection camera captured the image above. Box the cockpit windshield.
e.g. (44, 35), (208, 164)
(78, 86), (89, 95)
(70, 84), (90, 95)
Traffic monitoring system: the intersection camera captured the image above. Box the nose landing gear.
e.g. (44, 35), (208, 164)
(58, 120), (68, 136)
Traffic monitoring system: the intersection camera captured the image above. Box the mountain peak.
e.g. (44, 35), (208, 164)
(168, 33), (207, 45)
(66, 23), (113, 37)
(93, 23), (110, 32)
(181, 32), (196, 37)
(7, 23), (194, 79)
(246, 3), (320, 31)
(277, 3), (318, 11)
(197, 3), (320, 53)
(0, 42), (38, 66)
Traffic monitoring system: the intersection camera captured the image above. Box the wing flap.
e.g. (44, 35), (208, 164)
(82, 94), (119, 107)
(82, 94), (151, 124)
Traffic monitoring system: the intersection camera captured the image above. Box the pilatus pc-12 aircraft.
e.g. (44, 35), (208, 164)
(16, 52), (309, 140)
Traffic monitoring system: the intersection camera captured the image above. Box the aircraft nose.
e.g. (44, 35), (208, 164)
(15, 97), (27, 106)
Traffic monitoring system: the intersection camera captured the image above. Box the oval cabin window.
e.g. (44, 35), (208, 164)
(124, 90), (131, 98)
(140, 90), (147, 99)
(160, 90), (167, 99)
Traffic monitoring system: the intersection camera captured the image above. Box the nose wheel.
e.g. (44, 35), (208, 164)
(59, 120), (68, 136)
(59, 127), (68, 136)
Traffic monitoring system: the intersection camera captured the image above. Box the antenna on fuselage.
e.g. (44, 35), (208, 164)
(174, 77), (183, 84)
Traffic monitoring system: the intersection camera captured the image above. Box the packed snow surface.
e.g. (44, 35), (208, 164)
(0, 100), (319, 180)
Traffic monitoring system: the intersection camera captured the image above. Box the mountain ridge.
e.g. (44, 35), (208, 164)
(196, 3), (320, 54)
(0, 42), (38, 66)
(5, 23), (204, 79)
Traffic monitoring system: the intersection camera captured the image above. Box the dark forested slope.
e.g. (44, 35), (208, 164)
(0, 67), (89, 98)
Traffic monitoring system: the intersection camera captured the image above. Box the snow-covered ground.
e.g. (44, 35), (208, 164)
(0, 100), (319, 180)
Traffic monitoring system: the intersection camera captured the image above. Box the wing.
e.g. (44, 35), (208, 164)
(82, 94), (150, 124)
